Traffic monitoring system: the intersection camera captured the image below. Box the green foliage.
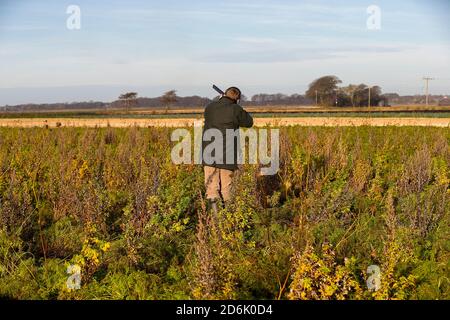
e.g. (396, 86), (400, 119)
(288, 244), (363, 300)
(0, 126), (448, 299)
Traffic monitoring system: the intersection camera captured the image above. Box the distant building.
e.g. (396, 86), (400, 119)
(378, 96), (389, 107)
(438, 97), (450, 106)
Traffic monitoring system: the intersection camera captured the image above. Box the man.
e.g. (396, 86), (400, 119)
(202, 87), (253, 213)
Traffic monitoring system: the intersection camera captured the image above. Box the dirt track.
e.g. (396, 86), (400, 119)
(0, 117), (449, 128)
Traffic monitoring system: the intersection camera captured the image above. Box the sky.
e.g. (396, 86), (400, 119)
(0, 0), (449, 105)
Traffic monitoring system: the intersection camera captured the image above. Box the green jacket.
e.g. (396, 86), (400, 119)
(202, 96), (253, 171)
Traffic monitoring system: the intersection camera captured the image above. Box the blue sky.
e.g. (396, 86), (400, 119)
(0, 0), (449, 105)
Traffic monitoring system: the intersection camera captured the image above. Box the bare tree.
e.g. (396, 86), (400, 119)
(161, 90), (178, 112)
(118, 92), (138, 112)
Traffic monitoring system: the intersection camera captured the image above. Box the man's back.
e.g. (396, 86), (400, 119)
(204, 96), (253, 131)
(202, 96), (253, 171)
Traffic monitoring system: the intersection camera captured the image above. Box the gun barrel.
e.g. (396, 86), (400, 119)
(212, 84), (224, 95)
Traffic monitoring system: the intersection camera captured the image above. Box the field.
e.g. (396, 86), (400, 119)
(2, 105), (450, 116)
(0, 125), (449, 299)
(1, 105), (449, 128)
(0, 117), (450, 128)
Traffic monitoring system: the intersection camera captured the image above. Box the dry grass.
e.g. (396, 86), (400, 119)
(2, 105), (449, 117)
(0, 117), (449, 128)
(130, 105), (450, 115)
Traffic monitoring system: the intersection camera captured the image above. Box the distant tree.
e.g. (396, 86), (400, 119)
(342, 84), (359, 107)
(384, 93), (400, 99)
(335, 89), (352, 107)
(118, 92), (138, 112)
(161, 90), (178, 112)
(382, 93), (399, 105)
(370, 86), (383, 106)
(251, 94), (269, 104)
(347, 84), (383, 107)
(351, 84), (367, 107)
(306, 75), (342, 106)
(249, 93), (312, 106)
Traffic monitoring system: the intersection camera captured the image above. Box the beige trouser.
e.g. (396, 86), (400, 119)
(204, 166), (234, 201)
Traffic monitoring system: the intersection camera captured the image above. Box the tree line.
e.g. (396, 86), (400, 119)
(3, 75), (449, 111)
(305, 75), (387, 107)
(117, 75), (388, 110)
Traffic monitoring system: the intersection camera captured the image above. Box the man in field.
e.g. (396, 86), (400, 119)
(202, 87), (253, 214)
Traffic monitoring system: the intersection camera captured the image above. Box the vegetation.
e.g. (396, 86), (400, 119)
(161, 90), (178, 113)
(118, 92), (138, 112)
(2, 107), (450, 121)
(2, 75), (449, 112)
(306, 75), (386, 107)
(0, 126), (448, 300)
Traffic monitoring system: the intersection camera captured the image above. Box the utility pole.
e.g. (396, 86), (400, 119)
(315, 90), (318, 106)
(423, 77), (434, 107)
(351, 89), (355, 107)
(368, 86), (371, 108)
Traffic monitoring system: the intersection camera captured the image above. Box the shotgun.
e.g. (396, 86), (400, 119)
(212, 84), (224, 96)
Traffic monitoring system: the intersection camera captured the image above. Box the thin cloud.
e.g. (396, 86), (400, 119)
(195, 43), (414, 63)
(0, 25), (49, 31)
(234, 37), (279, 44)
(213, 1), (363, 14)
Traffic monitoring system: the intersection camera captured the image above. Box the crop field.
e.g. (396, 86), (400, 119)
(0, 116), (449, 128)
(0, 125), (449, 299)
(2, 105), (449, 117)
(1, 106), (449, 128)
